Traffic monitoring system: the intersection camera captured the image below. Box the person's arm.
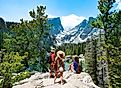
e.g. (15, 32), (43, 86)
(68, 64), (72, 71)
(71, 62), (76, 73)
(57, 59), (60, 71)
(62, 61), (64, 71)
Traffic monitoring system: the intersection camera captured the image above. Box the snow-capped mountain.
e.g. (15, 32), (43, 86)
(1, 16), (100, 46)
(53, 17), (100, 45)
(48, 17), (64, 36)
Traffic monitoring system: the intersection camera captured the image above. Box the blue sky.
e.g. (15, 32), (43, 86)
(0, 0), (121, 29)
(0, 0), (98, 20)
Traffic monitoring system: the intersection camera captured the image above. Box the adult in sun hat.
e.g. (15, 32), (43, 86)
(54, 50), (65, 85)
(49, 46), (56, 78)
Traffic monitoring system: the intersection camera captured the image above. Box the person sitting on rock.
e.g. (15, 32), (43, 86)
(54, 50), (65, 85)
(69, 55), (81, 74)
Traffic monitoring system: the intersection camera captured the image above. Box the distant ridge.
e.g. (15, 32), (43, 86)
(55, 17), (100, 45)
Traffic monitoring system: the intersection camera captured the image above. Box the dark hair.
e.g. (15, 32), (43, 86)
(74, 57), (79, 63)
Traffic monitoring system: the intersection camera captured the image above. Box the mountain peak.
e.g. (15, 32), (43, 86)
(55, 17), (99, 45)
(0, 17), (6, 29)
(48, 17), (64, 36)
(48, 17), (61, 24)
(88, 17), (96, 23)
(79, 19), (87, 28)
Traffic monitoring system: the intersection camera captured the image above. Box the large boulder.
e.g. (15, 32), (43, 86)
(13, 71), (100, 88)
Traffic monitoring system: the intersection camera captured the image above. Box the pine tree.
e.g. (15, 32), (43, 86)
(3, 6), (50, 72)
(84, 36), (98, 85)
(0, 18), (8, 50)
(96, 30), (108, 88)
(107, 11), (121, 88)
(92, 0), (121, 88)
(0, 51), (29, 88)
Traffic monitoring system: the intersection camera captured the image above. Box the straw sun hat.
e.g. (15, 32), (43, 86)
(55, 50), (65, 61)
(55, 50), (65, 72)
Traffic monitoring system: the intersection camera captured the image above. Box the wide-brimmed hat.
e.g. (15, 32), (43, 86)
(55, 50), (65, 61)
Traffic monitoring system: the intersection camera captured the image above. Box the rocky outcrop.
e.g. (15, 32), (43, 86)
(13, 71), (100, 88)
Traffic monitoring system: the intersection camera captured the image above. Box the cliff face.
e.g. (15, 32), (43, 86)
(48, 17), (64, 36)
(13, 71), (100, 88)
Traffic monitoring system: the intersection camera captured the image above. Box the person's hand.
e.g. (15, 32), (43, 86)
(54, 61), (56, 64)
(57, 69), (60, 73)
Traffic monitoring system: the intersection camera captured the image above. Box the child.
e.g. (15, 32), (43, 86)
(54, 50), (65, 85)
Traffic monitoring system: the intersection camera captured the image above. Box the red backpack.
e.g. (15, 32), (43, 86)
(48, 52), (55, 64)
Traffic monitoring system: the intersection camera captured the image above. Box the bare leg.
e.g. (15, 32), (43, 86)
(54, 72), (58, 84)
(50, 70), (52, 78)
(54, 76), (56, 84)
(50, 65), (53, 78)
(60, 72), (63, 85)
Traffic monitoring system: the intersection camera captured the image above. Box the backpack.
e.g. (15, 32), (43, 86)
(48, 52), (55, 64)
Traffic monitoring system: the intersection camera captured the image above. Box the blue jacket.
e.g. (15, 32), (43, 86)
(73, 60), (78, 72)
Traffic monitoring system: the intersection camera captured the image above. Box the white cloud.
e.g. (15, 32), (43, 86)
(48, 14), (86, 29)
(60, 14), (86, 29)
(116, 0), (121, 9)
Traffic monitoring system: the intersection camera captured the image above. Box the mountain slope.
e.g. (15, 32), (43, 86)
(2, 17), (99, 46)
(48, 17), (64, 36)
(55, 17), (100, 45)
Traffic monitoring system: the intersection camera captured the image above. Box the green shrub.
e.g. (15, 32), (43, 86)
(0, 52), (27, 88)
(12, 71), (30, 83)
